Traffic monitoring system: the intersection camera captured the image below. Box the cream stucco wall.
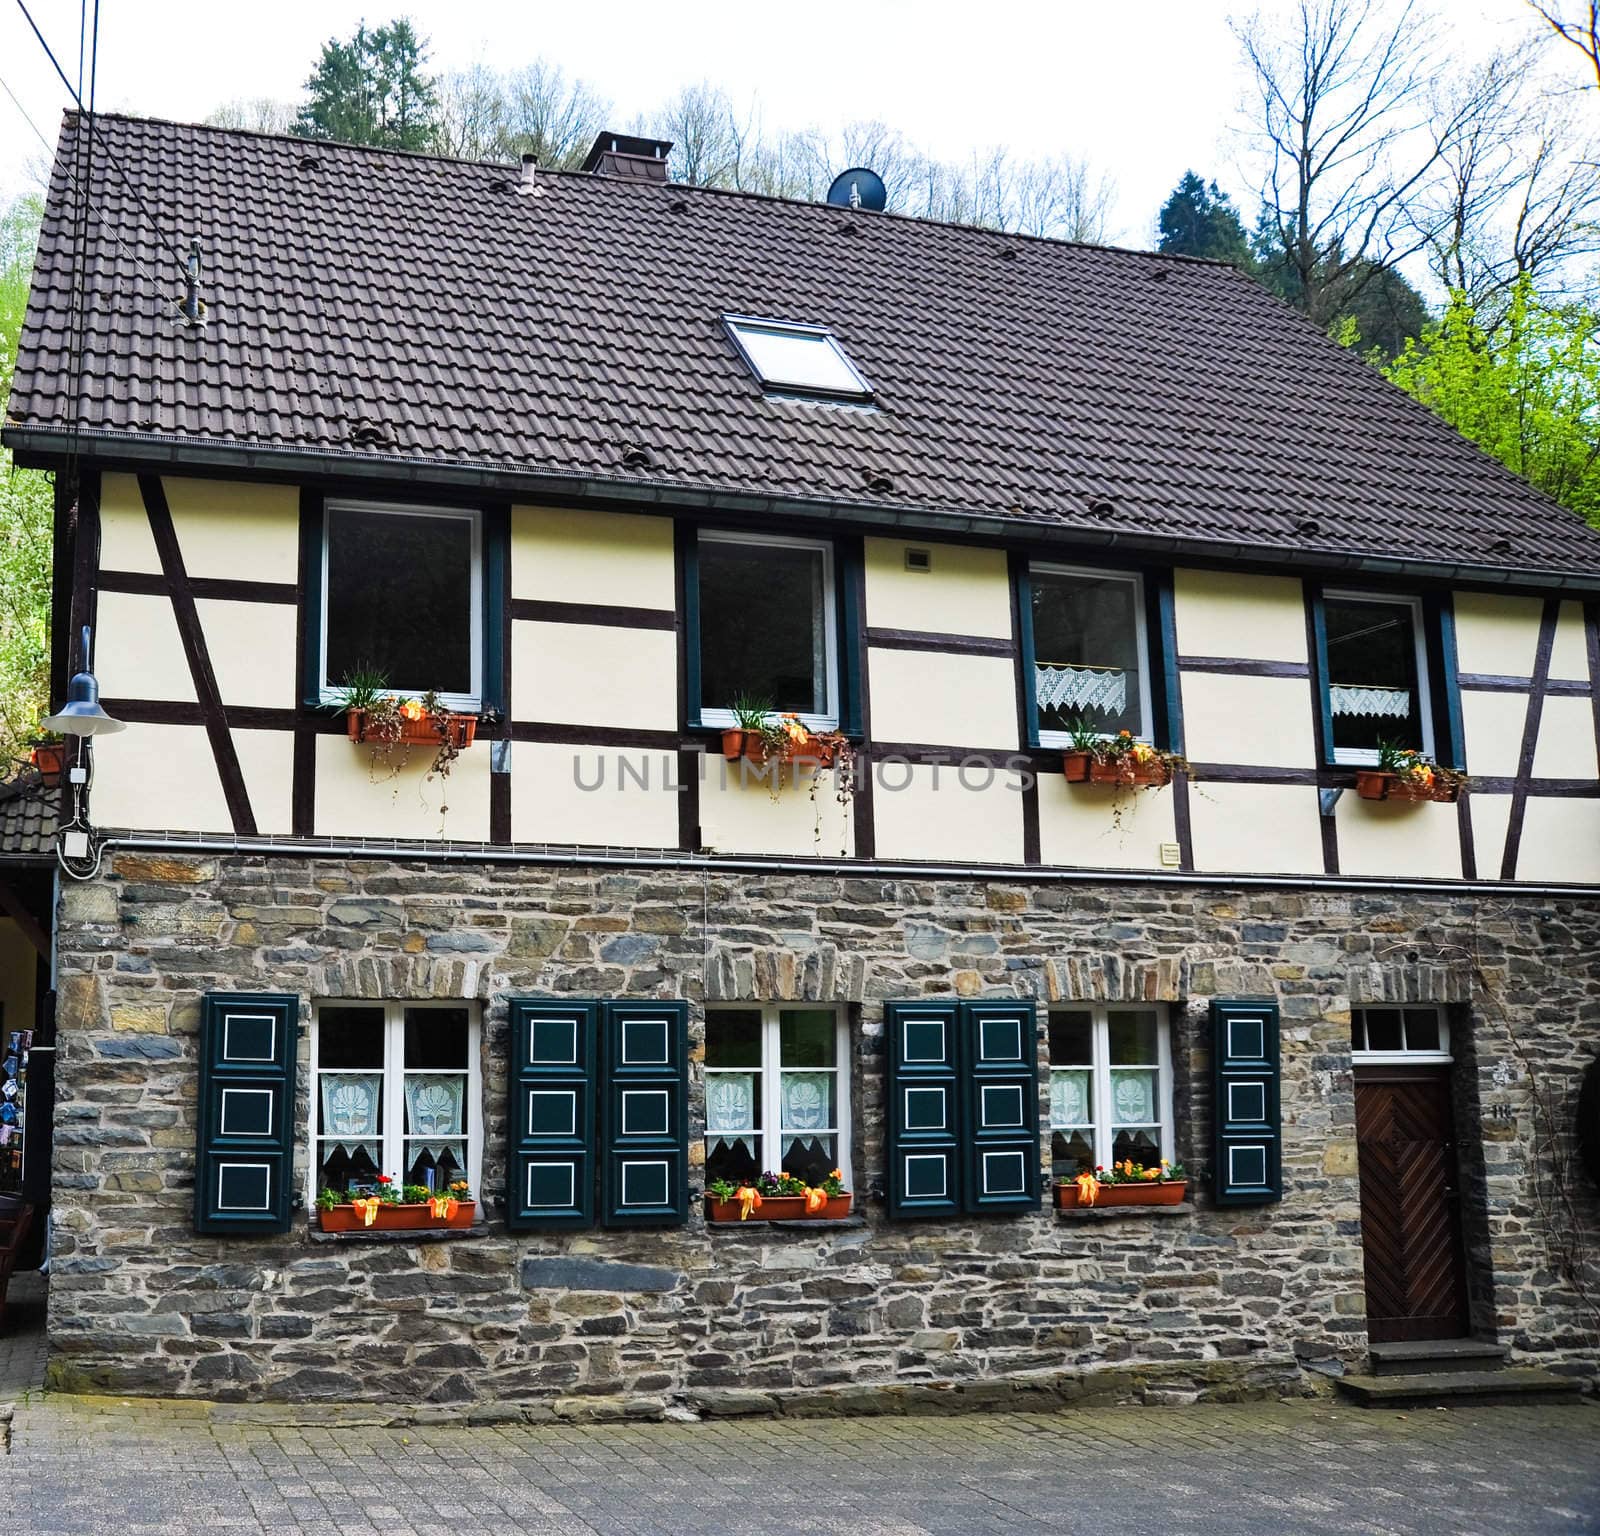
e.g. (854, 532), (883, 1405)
(863, 539), (1012, 638)
(1453, 593), (1543, 677)
(235, 728), (296, 836)
(872, 763), (1025, 864)
(1549, 600), (1590, 683)
(98, 473), (163, 574)
(1188, 782), (1324, 875)
(512, 622), (677, 730)
(1516, 797), (1600, 884)
(868, 650), (1017, 749)
(1335, 798), (1462, 880)
(1531, 697), (1599, 780)
(91, 723), (229, 831)
(0, 920), (37, 1042)
(511, 505), (675, 609)
(195, 599), (298, 710)
(1469, 792), (1514, 880)
(95, 591), (197, 703)
(1037, 774), (1177, 870)
(1181, 674), (1315, 769)
(511, 743), (679, 849)
(1461, 691), (1529, 778)
(1173, 570), (1307, 661)
(165, 477), (300, 585)
(699, 760), (854, 858)
(314, 734), (491, 841)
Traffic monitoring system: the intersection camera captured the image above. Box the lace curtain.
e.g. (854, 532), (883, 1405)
(1050, 1069), (1091, 1129)
(1330, 684), (1410, 719)
(404, 1074), (464, 1159)
(1035, 665), (1127, 717)
(320, 1073), (380, 1158)
(706, 1073), (757, 1157)
(780, 1071), (831, 1156)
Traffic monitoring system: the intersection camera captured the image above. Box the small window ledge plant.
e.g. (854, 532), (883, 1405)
(316, 1175), (475, 1232)
(334, 668), (480, 787)
(1061, 723), (1186, 788)
(1355, 742), (1466, 804)
(28, 730), (65, 786)
(705, 1169), (851, 1223)
(1054, 1158), (1187, 1210)
(719, 697), (849, 772)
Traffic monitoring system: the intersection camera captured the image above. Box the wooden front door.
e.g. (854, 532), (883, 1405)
(1354, 1067), (1470, 1343)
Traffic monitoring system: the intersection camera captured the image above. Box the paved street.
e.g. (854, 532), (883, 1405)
(0, 1390), (1594, 1536)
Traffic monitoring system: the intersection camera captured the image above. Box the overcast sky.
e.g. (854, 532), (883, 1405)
(0, 0), (1560, 244)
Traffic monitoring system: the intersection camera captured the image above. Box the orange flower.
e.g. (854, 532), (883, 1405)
(829, 1169), (842, 1182)
(399, 699), (425, 721)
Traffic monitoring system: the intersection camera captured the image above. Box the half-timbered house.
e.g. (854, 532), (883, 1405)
(3, 112), (1598, 1408)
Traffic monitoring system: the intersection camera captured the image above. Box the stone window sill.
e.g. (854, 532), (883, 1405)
(1055, 1201), (1195, 1221)
(704, 1215), (869, 1236)
(306, 1221), (495, 1244)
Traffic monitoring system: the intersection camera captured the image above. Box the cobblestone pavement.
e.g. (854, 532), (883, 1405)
(0, 1392), (1593, 1536)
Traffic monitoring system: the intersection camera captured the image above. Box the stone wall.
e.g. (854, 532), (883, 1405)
(44, 853), (1600, 1406)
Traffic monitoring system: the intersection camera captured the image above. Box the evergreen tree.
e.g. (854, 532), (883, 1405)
(1156, 172), (1253, 267)
(295, 19), (438, 151)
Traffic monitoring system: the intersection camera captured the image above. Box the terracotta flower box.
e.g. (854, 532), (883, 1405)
(1355, 769), (1459, 804)
(704, 1192), (853, 1223)
(1062, 750), (1170, 787)
(719, 730), (838, 770)
(29, 743), (65, 785)
(317, 1199), (475, 1233)
(346, 709), (478, 749)
(1053, 1180), (1186, 1210)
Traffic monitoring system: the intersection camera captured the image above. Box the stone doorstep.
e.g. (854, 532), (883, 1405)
(35, 1357), (1319, 1430)
(1335, 1367), (1585, 1409)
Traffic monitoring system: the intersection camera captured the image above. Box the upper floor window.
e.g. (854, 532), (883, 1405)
(704, 1005), (849, 1186)
(1321, 591), (1432, 766)
(1048, 1004), (1173, 1178)
(320, 501), (483, 710)
(723, 316), (873, 402)
(310, 1000), (482, 1201)
(1030, 564), (1151, 744)
(696, 530), (839, 729)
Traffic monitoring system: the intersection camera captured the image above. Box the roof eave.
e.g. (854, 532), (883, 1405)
(9, 424), (1600, 593)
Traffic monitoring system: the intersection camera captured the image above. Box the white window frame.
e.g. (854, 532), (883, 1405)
(307, 1000), (483, 1205)
(1048, 1003), (1174, 1169)
(703, 1004), (851, 1179)
(697, 529), (841, 732)
(1350, 1004), (1452, 1064)
(722, 315), (874, 401)
(319, 500), (484, 712)
(1322, 589), (1434, 768)
(1031, 562), (1154, 748)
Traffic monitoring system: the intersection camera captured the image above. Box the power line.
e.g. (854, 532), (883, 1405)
(14, 0), (189, 271)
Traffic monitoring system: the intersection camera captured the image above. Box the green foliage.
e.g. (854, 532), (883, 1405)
(1384, 278), (1600, 524)
(1157, 172), (1252, 267)
(0, 195), (52, 771)
(295, 19), (439, 150)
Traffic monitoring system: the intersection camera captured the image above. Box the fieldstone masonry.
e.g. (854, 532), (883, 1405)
(42, 853), (1600, 1407)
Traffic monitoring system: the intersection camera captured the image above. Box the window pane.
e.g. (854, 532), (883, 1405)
(779, 1010), (837, 1068)
(781, 1131), (837, 1184)
(317, 1007), (385, 1069)
(325, 507), (474, 696)
(1048, 1010), (1093, 1066)
(706, 1010), (763, 1068)
(318, 1143), (381, 1192)
(1109, 1011), (1159, 1066)
(1032, 570), (1144, 736)
(1052, 1128), (1094, 1179)
(1363, 1009), (1403, 1052)
(1050, 1068), (1092, 1129)
(1325, 597), (1422, 754)
(1350, 1015), (1365, 1052)
(404, 1142), (466, 1190)
(1404, 1009), (1441, 1052)
(1112, 1126), (1161, 1167)
(404, 1009), (469, 1069)
(699, 540), (829, 715)
(731, 322), (867, 396)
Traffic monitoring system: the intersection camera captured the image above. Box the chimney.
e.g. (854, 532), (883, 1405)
(517, 153), (541, 196)
(581, 131), (674, 182)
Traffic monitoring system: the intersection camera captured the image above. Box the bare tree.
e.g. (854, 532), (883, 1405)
(434, 63), (506, 160)
(1233, 0), (1467, 326)
(1527, 0), (1600, 88)
(205, 99), (297, 135)
(498, 61), (610, 170)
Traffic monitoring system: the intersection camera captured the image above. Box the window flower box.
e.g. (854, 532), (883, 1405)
(1062, 750), (1171, 788)
(346, 707), (477, 749)
(704, 1192), (853, 1223)
(1055, 1180), (1185, 1209)
(1355, 746), (1465, 804)
(318, 1198), (475, 1232)
(29, 740), (65, 785)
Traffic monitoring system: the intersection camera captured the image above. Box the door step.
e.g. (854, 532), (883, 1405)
(1367, 1339), (1508, 1376)
(1335, 1367), (1582, 1409)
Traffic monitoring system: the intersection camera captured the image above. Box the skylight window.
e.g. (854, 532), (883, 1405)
(723, 316), (873, 401)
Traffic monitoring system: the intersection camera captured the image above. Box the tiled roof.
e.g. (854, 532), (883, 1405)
(0, 776), (59, 860)
(11, 111), (1600, 580)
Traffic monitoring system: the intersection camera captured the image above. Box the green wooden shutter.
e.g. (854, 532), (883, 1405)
(507, 1000), (597, 1230)
(885, 1001), (963, 1218)
(195, 991), (299, 1235)
(1212, 998), (1282, 1204)
(959, 1000), (1041, 1214)
(600, 1001), (688, 1226)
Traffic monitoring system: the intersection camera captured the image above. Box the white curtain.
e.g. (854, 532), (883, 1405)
(321, 1073), (380, 1158)
(1035, 664), (1127, 717)
(706, 1073), (757, 1157)
(404, 1074), (464, 1159)
(1330, 684), (1410, 719)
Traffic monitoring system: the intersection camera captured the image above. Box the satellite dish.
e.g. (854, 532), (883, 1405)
(826, 167), (887, 213)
